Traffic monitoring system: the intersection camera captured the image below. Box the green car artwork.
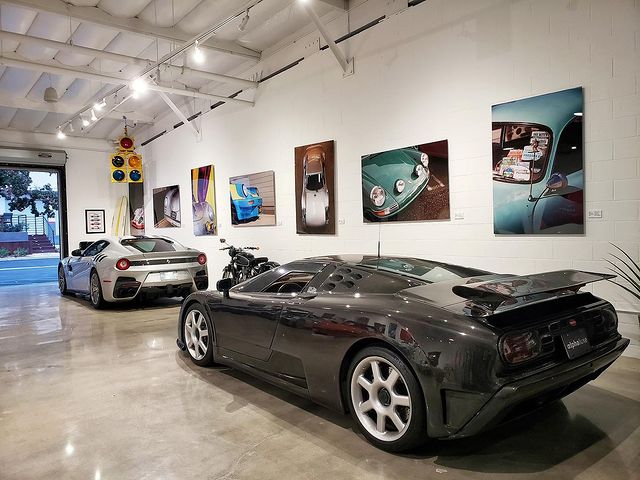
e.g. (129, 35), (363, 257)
(362, 147), (430, 221)
(492, 87), (584, 234)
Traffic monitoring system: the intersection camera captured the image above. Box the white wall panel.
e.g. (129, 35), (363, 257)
(137, 1), (638, 334)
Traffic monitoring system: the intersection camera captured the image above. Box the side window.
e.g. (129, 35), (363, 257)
(83, 241), (108, 257)
(263, 272), (315, 294)
(552, 117), (582, 176)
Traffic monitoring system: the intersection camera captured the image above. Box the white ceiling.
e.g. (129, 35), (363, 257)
(0, 0), (340, 144)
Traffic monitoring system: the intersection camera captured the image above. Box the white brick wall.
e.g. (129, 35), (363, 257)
(142, 0), (640, 350)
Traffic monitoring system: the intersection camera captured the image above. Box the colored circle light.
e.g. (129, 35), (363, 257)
(111, 155), (124, 167)
(120, 137), (134, 150)
(129, 170), (142, 182)
(112, 170), (125, 182)
(128, 155), (142, 169)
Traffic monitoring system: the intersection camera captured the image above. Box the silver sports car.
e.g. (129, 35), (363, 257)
(58, 236), (208, 308)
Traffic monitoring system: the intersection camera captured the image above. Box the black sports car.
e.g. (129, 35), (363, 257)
(176, 255), (629, 452)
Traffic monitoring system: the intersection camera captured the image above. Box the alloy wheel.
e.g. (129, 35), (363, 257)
(90, 273), (100, 305)
(58, 268), (66, 293)
(184, 309), (209, 361)
(350, 355), (412, 442)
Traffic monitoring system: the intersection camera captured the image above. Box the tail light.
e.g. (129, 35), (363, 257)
(602, 308), (618, 331)
(501, 331), (541, 364)
(116, 258), (130, 271)
(197, 253), (207, 265)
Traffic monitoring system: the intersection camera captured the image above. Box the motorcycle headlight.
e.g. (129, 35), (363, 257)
(414, 164), (424, 176)
(242, 185), (249, 197)
(370, 186), (386, 207)
(395, 179), (405, 193)
(420, 153), (429, 168)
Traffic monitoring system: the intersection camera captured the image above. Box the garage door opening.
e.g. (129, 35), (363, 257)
(0, 148), (68, 287)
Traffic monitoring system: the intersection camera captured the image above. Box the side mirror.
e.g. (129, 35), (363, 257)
(216, 278), (234, 298)
(71, 249), (83, 257)
(546, 172), (568, 191)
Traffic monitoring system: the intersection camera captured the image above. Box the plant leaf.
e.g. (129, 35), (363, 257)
(607, 280), (640, 302)
(605, 259), (640, 292)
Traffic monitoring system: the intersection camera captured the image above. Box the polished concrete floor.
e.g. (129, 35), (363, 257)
(1, 283), (639, 480)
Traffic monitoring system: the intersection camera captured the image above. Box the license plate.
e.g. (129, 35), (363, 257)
(561, 328), (590, 359)
(160, 271), (179, 281)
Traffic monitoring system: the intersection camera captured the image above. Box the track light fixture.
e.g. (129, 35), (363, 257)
(94, 98), (107, 111)
(90, 109), (98, 122)
(131, 77), (148, 94)
(192, 40), (205, 64)
(81, 114), (90, 127)
(238, 9), (250, 31)
(68, 122), (74, 133)
(56, 127), (66, 139)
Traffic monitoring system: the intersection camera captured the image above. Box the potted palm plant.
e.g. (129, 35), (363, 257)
(606, 244), (640, 321)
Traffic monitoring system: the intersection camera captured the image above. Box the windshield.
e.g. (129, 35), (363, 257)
(492, 123), (552, 184)
(306, 173), (324, 191)
(357, 257), (489, 283)
(121, 238), (176, 253)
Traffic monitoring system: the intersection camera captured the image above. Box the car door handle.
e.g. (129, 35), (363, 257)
(297, 292), (316, 300)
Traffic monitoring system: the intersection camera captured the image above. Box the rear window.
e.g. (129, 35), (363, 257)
(357, 257), (490, 283)
(121, 238), (176, 253)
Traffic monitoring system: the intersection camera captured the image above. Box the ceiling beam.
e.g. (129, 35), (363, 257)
(0, 0), (261, 60)
(0, 127), (113, 151)
(0, 95), (154, 123)
(316, 0), (348, 9)
(0, 30), (258, 89)
(0, 54), (254, 106)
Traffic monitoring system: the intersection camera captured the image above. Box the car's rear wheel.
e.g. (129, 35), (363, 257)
(89, 270), (106, 309)
(58, 266), (70, 295)
(183, 304), (215, 367)
(347, 346), (426, 452)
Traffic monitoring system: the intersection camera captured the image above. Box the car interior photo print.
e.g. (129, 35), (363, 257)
(0, 1), (638, 480)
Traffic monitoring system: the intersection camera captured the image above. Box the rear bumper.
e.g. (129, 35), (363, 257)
(449, 336), (630, 439)
(109, 269), (208, 301)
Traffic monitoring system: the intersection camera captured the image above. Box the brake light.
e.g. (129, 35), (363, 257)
(116, 258), (130, 271)
(197, 253), (207, 265)
(501, 331), (541, 364)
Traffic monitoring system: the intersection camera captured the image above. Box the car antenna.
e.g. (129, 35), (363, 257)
(376, 222), (381, 269)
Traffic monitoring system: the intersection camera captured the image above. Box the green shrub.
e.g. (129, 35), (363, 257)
(12, 247), (28, 257)
(0, 223), (24, 232)
(0, 248), (9, 258)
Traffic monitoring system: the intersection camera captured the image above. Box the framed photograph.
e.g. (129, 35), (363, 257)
(85, 209), (106, 234)
(229, 170), (276, 227)
(152, 185), (181, 228)
(362, 140), (450, 223)
(191, 165), (217, 236)
(492, 87), (584, 234)
(295, 140), (335, 234)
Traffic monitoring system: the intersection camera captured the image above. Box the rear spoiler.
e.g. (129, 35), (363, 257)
(452, 270), (615, 313)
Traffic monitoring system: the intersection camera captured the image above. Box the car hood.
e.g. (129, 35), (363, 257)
(362, 149), (419, 190)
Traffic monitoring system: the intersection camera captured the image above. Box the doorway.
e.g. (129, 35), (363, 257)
(0, 156), (68, 286)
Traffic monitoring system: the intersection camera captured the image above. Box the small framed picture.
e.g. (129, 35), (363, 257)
(85, 209), (106, 234)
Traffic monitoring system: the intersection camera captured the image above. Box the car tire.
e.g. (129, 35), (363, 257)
(183, 303), (215, 367)
(347, 346), (426, 452)
(231, 204), (239, 225)
(58, 266), (70, 296)
(89, 270), (106, 309)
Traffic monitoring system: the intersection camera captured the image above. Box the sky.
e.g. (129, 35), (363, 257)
(29, 171), (58, 190)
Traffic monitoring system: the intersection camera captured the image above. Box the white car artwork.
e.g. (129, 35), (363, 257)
(301, 144), (329, 227)
(164, 188), (181, 227)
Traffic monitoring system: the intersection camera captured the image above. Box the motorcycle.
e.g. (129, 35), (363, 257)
(219, 239), (279, 284)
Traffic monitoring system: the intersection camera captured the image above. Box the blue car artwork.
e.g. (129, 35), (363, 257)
(230, 183), (262, 224)
(492, 87), (584, 234)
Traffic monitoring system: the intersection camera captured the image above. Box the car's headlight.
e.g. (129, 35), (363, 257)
(420, 153), (429, 168)
(370, 186), (386, 207)
(395, 179), (405, 193)
(414, 164), (424, 176)
(242, 185), (249, 197)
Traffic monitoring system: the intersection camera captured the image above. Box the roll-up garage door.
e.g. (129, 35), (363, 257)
(0, 147), (66, 167)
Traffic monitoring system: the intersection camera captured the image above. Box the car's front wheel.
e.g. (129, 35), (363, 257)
(89, 270), (106, 309)
(347, 346), (426, 452)
(58, 266), (70, 295)
(183, 304), (215, 366)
